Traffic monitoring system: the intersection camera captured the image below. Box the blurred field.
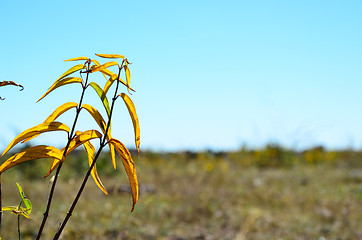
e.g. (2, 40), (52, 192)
(0, 145), (361, 239)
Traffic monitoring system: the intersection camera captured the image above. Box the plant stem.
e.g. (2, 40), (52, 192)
(36, 61), (91, 240)
(53, 68), (122, 240)
(17, 215), (21, 240)
(0, 174), (2, 232)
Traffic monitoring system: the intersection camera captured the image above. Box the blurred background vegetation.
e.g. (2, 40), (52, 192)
(0, 144), (361, 239)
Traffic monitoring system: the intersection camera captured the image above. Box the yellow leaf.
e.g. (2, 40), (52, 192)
(44, 102), (78, 123)
(103, 74), (135, 94)
(83, 141), (108, 195)
(82, 104), (116, 169)
(2, 206), (17, 211)
(92, 59), (108, 80)
(23, 102), (78, 144)
(81, 104), (107, 132)
(56, 64), (86, 82)
(95, 53), (125, 59)
(2, 122), (70, 156)
(123, 63), (131, 93)
(64, 57), (89, 62)
(109, 138), (138, 212)
(0, 145), (64, 174)
(37, 77), (82, 102)
(64, 130), (102, 156)
(120, 93), (140, 154)
(100, 67), (115, 77)
(91, 61), (119, 73)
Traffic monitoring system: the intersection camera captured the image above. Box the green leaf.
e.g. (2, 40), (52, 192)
(23, 199), (32, 215)
(89, 82), (111, 117)
(16, 182), (25, 199)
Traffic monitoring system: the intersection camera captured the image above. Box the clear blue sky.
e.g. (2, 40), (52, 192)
(1, 0), (362, 152)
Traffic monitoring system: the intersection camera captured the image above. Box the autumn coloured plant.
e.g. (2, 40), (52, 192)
(0, 81), (24, 100)
(0, 54), (140, 239)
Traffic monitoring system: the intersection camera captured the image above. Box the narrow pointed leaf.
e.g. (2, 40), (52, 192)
(44, 102), (78, 123)
(0, 145), (64, 174)
(81, 104), (107, 132)
(88, 82), (111, 117)
(95, 53), (125, 59)
(16, 182), (25, 199)
(56, 64), (86, 82)
(23, 199), (32, 215)
(91, 61), (119, 73)
(109, 138), (138, 211)
(103, 74), (135, 94)
(123, 64), (131, 93)
(19, 208), (31, 219)
(120, 93), (140, 153)
(92, 59), (108, 80)
(0, 81), (24, 90)
(64, 130), (102, 156)
(2, 206), (17, 211)
(83, 141), (108, 195)
(82, 104), (116, 168)
(64, 57), (88, 62)
(37, 77), (82, 102)
(2, 122), (70, 156)
(44, 159), (61, 178)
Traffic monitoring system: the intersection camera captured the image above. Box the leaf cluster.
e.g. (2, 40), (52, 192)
(0, 54), (140, 213)
(2, 183), (32, 220)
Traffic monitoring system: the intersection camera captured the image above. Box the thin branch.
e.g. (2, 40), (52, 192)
(53, 67), (122, 240)
(36, 61), (91, 240)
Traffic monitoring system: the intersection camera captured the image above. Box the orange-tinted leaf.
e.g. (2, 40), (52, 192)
(2, 122), (70, 156)
(44, 159), (61, 178)
(90, 61), (119, 73)
(109, 138), (138, 211)
(44, 102), (78, 123)
(81, 104), (116, 168)
(83, 141), (108, 195)
(64, 57), (88, 62)
(0, 145), (64, 174)
(64, 130), (102, 156)
(120, 93), (140, 154)
(0, 81), (24, 90)
(95, 54), (125, 59)
(37, 77), (82, 102)
(56, 64), (86, 82)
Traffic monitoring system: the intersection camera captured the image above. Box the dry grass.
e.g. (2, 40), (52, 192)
(0, 151), (361, 239)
